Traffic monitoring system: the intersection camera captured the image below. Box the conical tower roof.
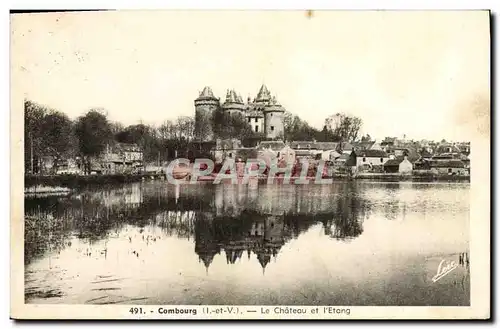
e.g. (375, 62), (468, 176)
(256, 84), (271, 102)
(257, 252), (271, 273)
(196, 86), (217, 100)
(199, 253), (215, 270)
(222, 89), (245, 110)
(224, 89), (243, 104)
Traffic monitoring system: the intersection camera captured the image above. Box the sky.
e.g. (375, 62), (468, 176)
(11, 10), (490, 141)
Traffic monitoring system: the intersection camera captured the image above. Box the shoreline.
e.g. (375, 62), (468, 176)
(24, 172), (470, 191)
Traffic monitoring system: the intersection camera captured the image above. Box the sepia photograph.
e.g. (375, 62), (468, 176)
(10, 9), (490, 320)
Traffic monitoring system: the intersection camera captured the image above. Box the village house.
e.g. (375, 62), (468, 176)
(314, 142), (341, 161)
(55, 158), (83, 175)
(290, 141), (319, 159)
(429, 159), (467, 175)
(380, 137), (396, 151)
(355, 149), (390, 169)
(383, 156), (413, 175)
(256, 140), (295, 166)
(212, 138), (243, 163)
(456, 142), (471, 155)
(354, 140), (375, 152)
(413, 149), (433, 170)
(91, 143), (144, 175)
(369, 140), (383, 151)
(392, 148), (408, 157)
(434, 142), (462, 157)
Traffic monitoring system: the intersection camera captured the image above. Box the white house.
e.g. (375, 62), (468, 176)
(398, 157), (413, 175)
(355, 149), (390, 168)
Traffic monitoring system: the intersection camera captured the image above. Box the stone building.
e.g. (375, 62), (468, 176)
(194, 84), (285, 141)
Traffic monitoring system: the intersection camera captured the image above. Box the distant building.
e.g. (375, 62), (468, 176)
(256, 140), (291, 166)
(429, 159), (467, 175)
(92, 143), (143, 174)
(213, 138), (243, 163)
(355, 149), (390, 168)
(55, 158), (83, 175)
(383, 156), (413, 174)
(194, 85), (286, 141)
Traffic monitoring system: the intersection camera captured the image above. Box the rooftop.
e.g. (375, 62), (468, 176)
(256, 140), (286, 151)
(256, 84), (271, 103)
(196, 86), (218, 100)
(430, 160), (465, 168)
(384, 157), (405, 166)
(358, 149), (388, 158)
(290, 141), (317, 149)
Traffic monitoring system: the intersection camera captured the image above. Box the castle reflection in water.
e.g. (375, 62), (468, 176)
(24, 182), (369, 271)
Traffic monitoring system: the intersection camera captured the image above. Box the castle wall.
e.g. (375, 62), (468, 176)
(264, 111), (285, 139)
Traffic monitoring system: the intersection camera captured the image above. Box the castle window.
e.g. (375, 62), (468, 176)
(255, 126), (259, 133)
(380, 158), (383, 163)
(271, 113), (273, 117)
(255, 118), (258, 123)
(363, 157), (366, 162)
(271, 126), (275, 131)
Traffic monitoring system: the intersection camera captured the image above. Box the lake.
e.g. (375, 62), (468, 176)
(24, 180), (470, 306)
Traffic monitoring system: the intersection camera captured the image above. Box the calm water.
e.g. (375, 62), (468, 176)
(24, 181), (470, 306)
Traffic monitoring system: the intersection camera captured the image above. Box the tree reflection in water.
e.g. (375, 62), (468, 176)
(25, 182), (371, 267)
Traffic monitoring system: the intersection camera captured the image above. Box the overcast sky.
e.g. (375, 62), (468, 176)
(11, 10), (489, 141)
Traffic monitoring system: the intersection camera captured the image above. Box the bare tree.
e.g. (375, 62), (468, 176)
(324, 113), (363, 142)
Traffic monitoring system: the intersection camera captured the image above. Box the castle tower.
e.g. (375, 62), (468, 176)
(264, 94), (285, 140)
(222, 89), (245, 116)
(194, 86), (220, 142)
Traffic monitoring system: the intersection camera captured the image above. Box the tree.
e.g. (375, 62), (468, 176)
(283, 111), (321, 141)
(40, 110), (74, 166)
(324, 113), (363, 142)
(212, 108), (254, 140)
(115, 123), (149, 144)
(361, 134), (372, 142)
(177, 116), (195, 141)
(75, 109), (113, 174)
(24, 100), (46, 173)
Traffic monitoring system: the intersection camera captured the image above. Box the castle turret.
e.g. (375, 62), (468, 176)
(264, 95), (285, 139)
(194, 86), (219, 142)
(222, 89), (245, 115)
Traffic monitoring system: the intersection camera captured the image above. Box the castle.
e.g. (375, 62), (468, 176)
(194, 84), (285, 141)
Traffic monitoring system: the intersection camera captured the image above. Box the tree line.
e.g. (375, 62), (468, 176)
(25, 100), (198, 174)
(25, 99), (363, 174)
(205, 106), (364, 143)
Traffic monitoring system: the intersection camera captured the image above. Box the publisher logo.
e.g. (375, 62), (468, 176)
(432, 259), (458, 283)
